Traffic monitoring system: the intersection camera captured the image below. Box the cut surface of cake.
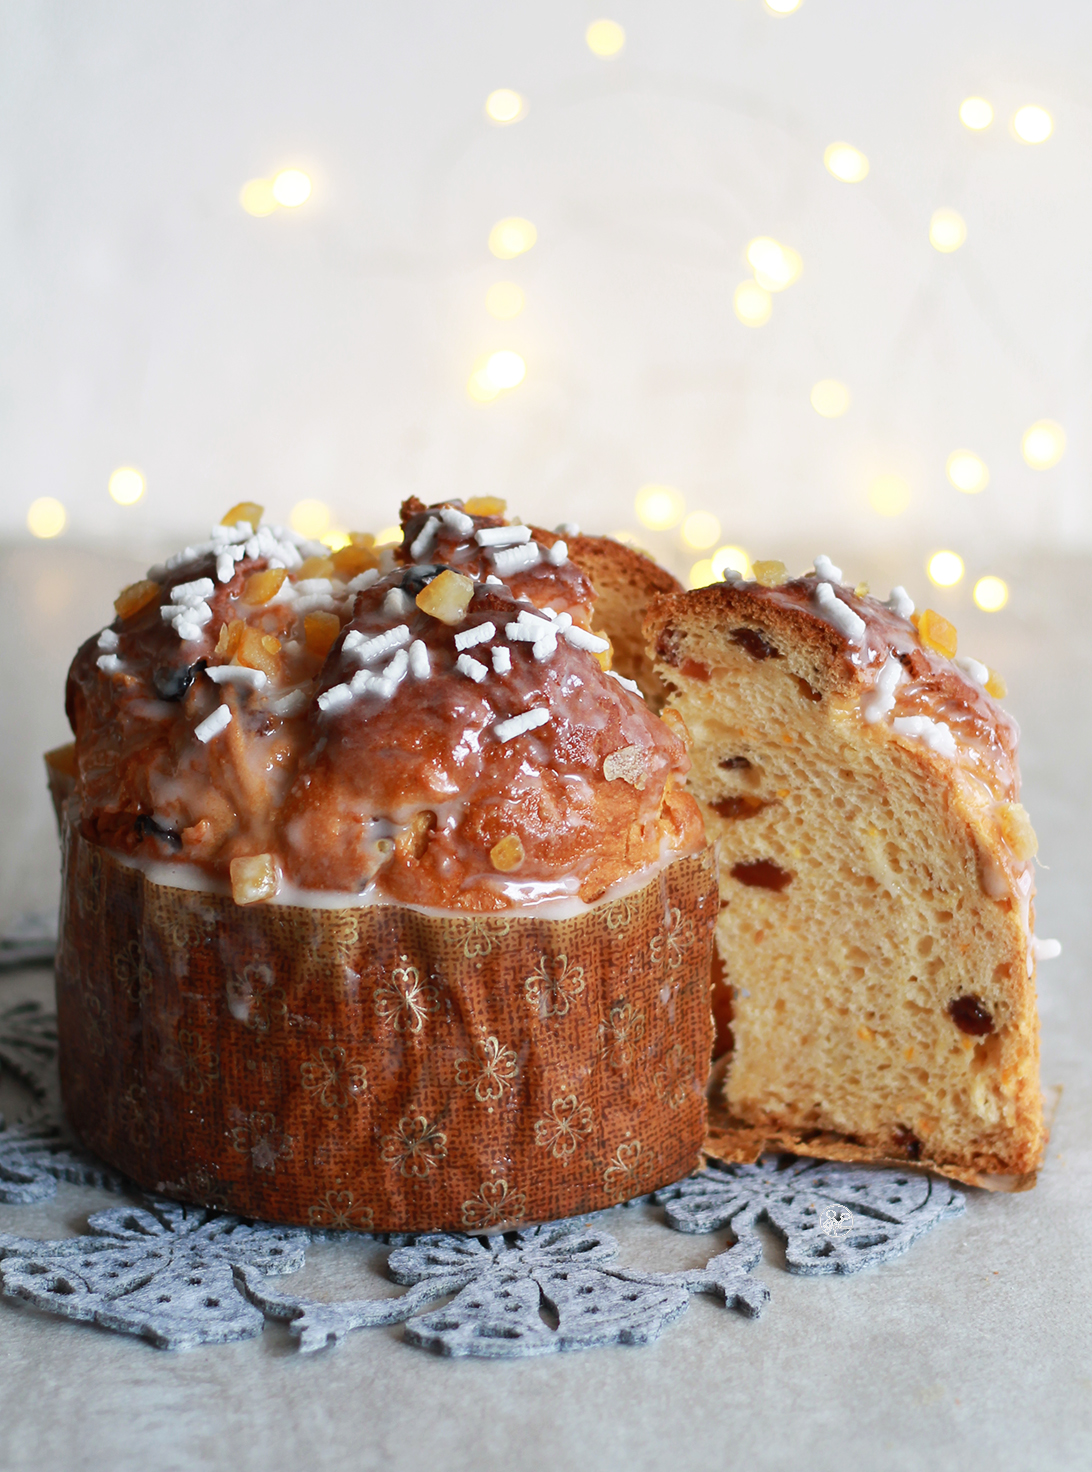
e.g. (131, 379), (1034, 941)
(646, 557), (1047, 1187)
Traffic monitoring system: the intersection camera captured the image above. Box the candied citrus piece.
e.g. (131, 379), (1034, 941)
(349, 531), (375, 548)
(235, 626), (282, 679)
(297, 555), (335, 581)
(221, 501), (263, 528)
(603, 745), (648, 789)
(464, 496), (507, 516)
(593, 640), (613, 671)
(917, 608), (957, 659)
(854, 581), (870, 598)
(416, 568), (474, 624)
(490, 834), (525, 872)
(114, 579), (161, 620)
(998, 802), (1038, 861)
(242, 567), (287, 605)
(985, 668), (1007, 699)
(215, 619), (245, 658)
(660, 706), (691, 745)
(331, 543), (379, 580)
(396, 811), (435, 860)
(230, 853), (278, 905)
(752, 560), (788, 587)
(304, 610), (341, 659)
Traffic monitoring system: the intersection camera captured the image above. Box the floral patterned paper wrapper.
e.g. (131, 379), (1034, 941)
(53, 812), (717, 1232)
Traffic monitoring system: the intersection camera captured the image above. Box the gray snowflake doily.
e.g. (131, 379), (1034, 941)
(0, 997), (966, 1358)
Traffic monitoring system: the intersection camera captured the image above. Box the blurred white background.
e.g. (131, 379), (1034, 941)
(2, 0), (1090, 927)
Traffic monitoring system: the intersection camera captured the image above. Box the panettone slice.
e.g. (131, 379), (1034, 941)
(646, 562), (1047, 1188)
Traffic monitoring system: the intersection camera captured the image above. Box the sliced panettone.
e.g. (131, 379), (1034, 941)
(646, 558), (1048, 1187)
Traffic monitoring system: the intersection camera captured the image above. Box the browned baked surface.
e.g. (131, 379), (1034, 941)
(646, 568), (1045, 1181)
(55, 826), (717, 1230)
(65, 501), (703, 908)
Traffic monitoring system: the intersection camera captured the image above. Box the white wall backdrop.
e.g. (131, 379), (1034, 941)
(1, 0), (1089, 584)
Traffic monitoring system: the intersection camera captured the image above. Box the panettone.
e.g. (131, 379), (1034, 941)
(646, 557), (1048, 1187)
(51, 500), (716, 1230)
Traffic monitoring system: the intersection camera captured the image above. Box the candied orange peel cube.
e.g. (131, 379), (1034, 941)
(331, 544), (379, 580)
(752, 560), (788, 588)
(230, 853), (278, 906)
(985, 668), (1007, 699)
(242, 567), (287, 605)
(234, 626), (282, 679)
(593, 640), (613, 671)
(917, 608), (957, 659)
(215, 619), (244, 659)
(998, 802), (1038, 862)
(297, 555), (335, 581)
(349, 531), (375, 549)
(114, 579), (161, 621)
(304, 610), (341, 659)
(464, 496), (507, 516)
(416, 569), (474, 625)
(490, 834), (525, 872)
(221, 502), (263, 528)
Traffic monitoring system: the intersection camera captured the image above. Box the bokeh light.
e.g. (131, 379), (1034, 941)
(240, 179), (277, 216)
(689, 560), (716, 588)
(681, 511), (722, 550)
(974, 576), (1009, 612)
(27, 497), (67, 539)
(824, 142), (869, 182)
(1013, 106), (1053, 144)
(485, 89), (525, 124)
(586, 20), (625, 57)
(291, 499), (331, 538)
(810, 380), (851, 418)
(734, 280), (772, 326)
(271, 170), (312, 207)
(489, 217), (537, 259)
(711, 545), (751, 579)
(929, 209), (966, 253)
(868, 475), (911, 517)
(373, 526), (403, 547)
(108, 466), (145, 505)
(746, 237), (803, 291)
(485, 281), (525, 319)
(635, 484), (685, 530)
(927, 550), (965, 587)
(765, 0), (803, 12)
(321, 529), (352, 551)
(959, 97), (993, 130)
(468, 368), (499, 403)
(1022, 420), (1066, 469)
(484, 351), (526, 390)
(946, 450), (989, 494)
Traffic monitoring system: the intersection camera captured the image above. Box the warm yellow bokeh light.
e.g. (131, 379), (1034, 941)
(1013, 106), (1053, 144)
(681, 511), (722, 550)
(765, 0), (803, 13)
(27, 497), (67, 539)
(240, 179), (277, 216)
(929, 208), (966, 253)
(272, 170), (312, 208)
(586, 19), (625, 56)
(488, 217), (537, 259)
(374, 526), (403, 547)
(484, 351), (526, 390)
(811, 380), (851, 418)
(291, 499), (330, 539)
(1022, 420), (1066, 469)
(946, 450), (989, 494)
(746, 237), (802, 292)
(321, 529), (352, 551)
(928, 550), (965, 587)
(485, 89), (525, 124)
(108, 466), (145, 505)
(688, 559), (717, 589)
(711, 545), (752, 580)
(824, 142), (869, 183)
(468, 369), (499, 403)
(959, 97), (993, 131)
(869, 475), (911, 517)
(635, 484), (685, 531)
(485, 281), (525, 319)
(974, 576), (1009, 612)
(734, 280), (772, 327)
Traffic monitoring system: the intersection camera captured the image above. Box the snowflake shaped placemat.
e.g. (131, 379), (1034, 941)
(0, 997), (964, 1359)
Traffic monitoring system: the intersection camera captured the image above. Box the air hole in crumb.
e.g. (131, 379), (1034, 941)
(719, 755), (752, 771)
(793, 675), (823, 703)
(731, 859), (793, 892)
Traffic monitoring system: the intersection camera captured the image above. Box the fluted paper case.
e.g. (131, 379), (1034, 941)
(53, 799), (717, 1232)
